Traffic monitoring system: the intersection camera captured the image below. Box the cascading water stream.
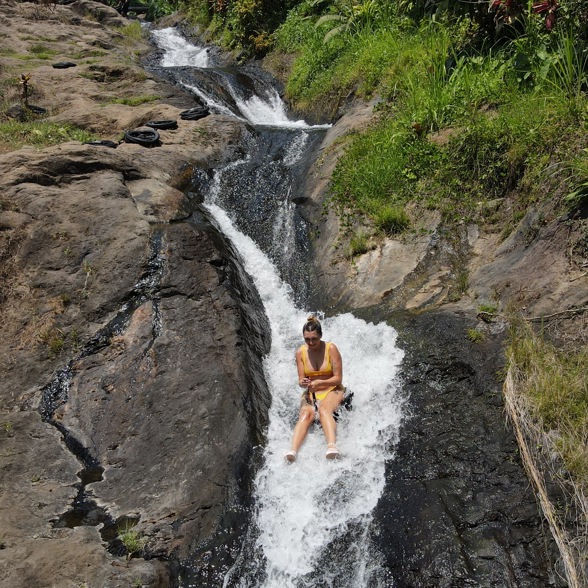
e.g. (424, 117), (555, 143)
(151, 29), (406, 587)
(207, 202), (405, 588)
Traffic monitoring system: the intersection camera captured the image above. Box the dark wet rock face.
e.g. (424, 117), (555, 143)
(370, 310), (564, 587)
(54, 221), (271, 561)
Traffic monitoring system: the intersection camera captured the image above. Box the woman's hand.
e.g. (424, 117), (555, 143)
(306, 378), (320, 393)
(300, 377), (311, 388)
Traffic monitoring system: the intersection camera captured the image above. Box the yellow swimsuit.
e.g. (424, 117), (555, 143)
(300, 342), (342, 402)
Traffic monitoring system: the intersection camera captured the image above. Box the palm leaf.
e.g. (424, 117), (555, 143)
(315, 14), (346, 27)
(323, 24), (347, 43)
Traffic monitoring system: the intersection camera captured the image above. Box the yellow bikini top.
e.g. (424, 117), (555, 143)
(300, 342), (333, 378)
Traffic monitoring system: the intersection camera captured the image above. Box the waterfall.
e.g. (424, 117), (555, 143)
(151, 27), (210, 67)
(152, 30), (406, 587)
(152, 27), (330, 129)
(205, 202), (404, 588)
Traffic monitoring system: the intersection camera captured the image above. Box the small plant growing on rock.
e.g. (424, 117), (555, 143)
(374, 205), (410, 234)
(347, 231), (372, 258)
(18, 73), (31, 106)
(456, 269), (469, 295)
(467, 328), (485, 343)
(118, 521), (147, 561)
(477, 303), (498, 323)
(119, 22), (146, 43)
(39, 326), (65, 358)
(108, 95), (160, 107)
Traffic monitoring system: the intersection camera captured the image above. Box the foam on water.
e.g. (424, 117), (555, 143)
(151, 27), (210, 67)
(233, 90), (330, 130)
(282, 132), (309, 167)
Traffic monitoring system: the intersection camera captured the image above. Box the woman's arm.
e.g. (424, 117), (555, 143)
(296, 348), (311, 388)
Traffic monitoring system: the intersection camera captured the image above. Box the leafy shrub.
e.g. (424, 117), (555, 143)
(183, 0), (302, 55)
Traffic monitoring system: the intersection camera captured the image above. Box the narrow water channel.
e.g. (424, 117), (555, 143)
(150, 28), (406, 587)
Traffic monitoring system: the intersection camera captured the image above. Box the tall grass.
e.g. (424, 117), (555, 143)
(541, 31), (588, 120)
(507, 320), (588, 489)
(275, 9), (587, 231)
(118, 21), (147, 43)
(506, 320), (588, 587)
(564, 149), (588, 208)
(118, 520), (147, 560)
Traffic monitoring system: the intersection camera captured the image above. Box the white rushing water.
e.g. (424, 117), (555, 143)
(151, 27), (210, 67)
(153, 28), (330, 129)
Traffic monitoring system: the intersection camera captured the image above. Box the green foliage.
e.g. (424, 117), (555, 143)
(326, 40), (580, 229)
(467, 328), (485, 342)
(458, 268), (470, 292)
(0, 121), (95, 151)
(118, 521), (147, 560)
(118, 21), (147, 42)
(107, 95), (160, 106)
(39, 326), (66, 358)
(183, 0), (302, 56)
(313, 0), (383, 43)
(374, 204), (410, 234)
(329, 120), (444, 229)
(144, 0), (176, 20)
(540, 30), (588, 119)
(347, 230), (371, 257)
(29, 43), (55, 55)
(183, 0), (211, 27)
(564, 149), (588, 209)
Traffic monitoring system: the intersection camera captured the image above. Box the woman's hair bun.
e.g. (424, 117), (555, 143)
(302, 314), (323, 336)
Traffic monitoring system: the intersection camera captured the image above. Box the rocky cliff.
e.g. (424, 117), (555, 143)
(298, 85), (587, 588)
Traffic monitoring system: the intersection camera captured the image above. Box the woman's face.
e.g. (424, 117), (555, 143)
(303, 329), (321, 349)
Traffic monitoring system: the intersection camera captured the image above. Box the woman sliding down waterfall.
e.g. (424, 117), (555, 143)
(285, 315), (345, 462)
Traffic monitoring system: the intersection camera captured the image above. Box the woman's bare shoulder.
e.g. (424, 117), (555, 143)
(328, 342), (341, 356)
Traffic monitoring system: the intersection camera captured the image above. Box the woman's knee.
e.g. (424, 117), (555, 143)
(298, 406), (315, 422)
(318, 405), (334, 420)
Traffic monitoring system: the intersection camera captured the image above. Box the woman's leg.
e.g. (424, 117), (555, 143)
(290, 405), (315, 453)
(318, 389), (344, 446)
